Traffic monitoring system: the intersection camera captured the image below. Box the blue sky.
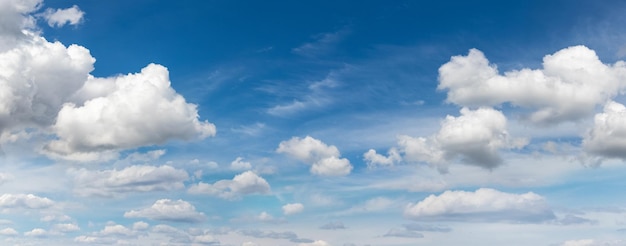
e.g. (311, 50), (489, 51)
(3, 0), (626, 245)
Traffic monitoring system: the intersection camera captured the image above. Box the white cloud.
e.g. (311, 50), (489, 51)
(319, 221), (345, 230)
(277, 136), (353, 176)
(292, 28), (349, 57)
(132, 221), (149, 231)
(438, 46), (626, 125)
(24, 228), (47, 237)
(70, 165), (188, 197)
(363, 148), (400, 168)
(0, 227), (17, 236)
(397, 107), (526, 170)
(298, 240), (331, 246)
(282, 203), (304, 215)
(559, 239), (626, 246)
(583, 101), (626, 160)
(44, 63), (216, 161)
(193, 234), (219, 244)
(124, 199), (205, 223)
(188, 171), (271, 199)
(0, 193), (54, 209)
(52, 223), (80, 233)
(230, 157), (252, 171)
(383, 228), (424, 238)
(242, 242), (259, 246)
(404, 188), (555, 223)
(40, 5), (84, 27)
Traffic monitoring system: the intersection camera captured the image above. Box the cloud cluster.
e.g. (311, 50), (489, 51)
(70, 165), (188, 197)
(438, 46), (626, 125)
(397, 107), (526, 170)
(0, 193), (54, 209)
(404, 188), (555, 223)
(124, 199), (205, 223)
(0, 0), (215, 162)
(277, 136), (352, 176)
(188, 171), (271, 199)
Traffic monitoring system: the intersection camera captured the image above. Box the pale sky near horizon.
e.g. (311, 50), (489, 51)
(2, 0), (626, 245)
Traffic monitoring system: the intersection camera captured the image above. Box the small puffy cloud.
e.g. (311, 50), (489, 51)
(241, 229), (310, 243)
(24, 228), (47, 237)
(192, 234), (219, 245)
(0, 193), (54, 209)
(52, 223), (80, 233)
(398, 107), (526, 170)
(438, 46), (626, 125)
(44, 64), (216, 161)
(277, 136), (353, 176)
(282, 203), (304, 215)
(40, 5), (84, 27)
(99, 224), (135, 237)
(363, 148), (400, 168)
(188, 171), (270, 199)
(404, 188), (555, 223)
(584, 101), (626, 161)
(132, 221), (149, 231)
(0, 227), (18, 236)
(69, 165), (188, 197)
(124, 199), (205, 223)
(319, 221), (345, 230)
(230, 157), (252, 171)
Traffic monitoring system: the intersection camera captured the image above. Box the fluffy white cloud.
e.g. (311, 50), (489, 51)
(188, 171), (270, 199)
(51, 223), (80, 233)
(0, 227), (17, 236)
(45, 64), (216, 161)
(132, 221), (149, 231)
(230, 157), (252, 171)
(0, 193), (54, 209)
(124, 199), (205, 223)
(404, 188), (555, 223)
(398, 107), (526, 170)
(69, 165), (188, 197)
(438, 46), (626, 125)
(583, 101), (626, 160)
(363, 148), (400, 168)
(282, 203), (304, 215)
(24, 228), (47, 237)
(40, 5), (84, 27)
(277, 136), (352, 176)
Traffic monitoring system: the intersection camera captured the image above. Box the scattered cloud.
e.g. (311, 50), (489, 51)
(383, 228), (424, 238)
(292, 28), (350, 58)
(40, 5), (84, 27)
(188, 171), (271, 199)
(230, 157), (252, 171)
(438, 46), (626, 125)
(404, 188), (555, 223)
(0, 193), (54, 209)
(69, 165), (188, 197)
(124, 199), (206, 223)
(0, 227), (18, 236)
(319, 221), (346, 230)
(277, 136), (352, 176)
(282, 203), (304, 215)
(363, 148), (401, 168)
(584, 101), (626, 162)
(397, 107), (527, 171)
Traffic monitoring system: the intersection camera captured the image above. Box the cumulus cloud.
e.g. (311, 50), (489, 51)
(24, 228), (47, 237)
(124, 199), (205, 223)
(404, 188), (555, 223)
(363, 148), (400, 168)
(438, 46), (626, 125)
(230, 157), (252, 171)
(51, 223), (80, 233)
(282, 203), (304, 215)
(40, 5), (84, 27)
(0, 193), (54, 209)
(44, 64), (216, 161)
(188, 171), (271, 199)
(0, 227), (18, 236)
(277, 136), (353, 176)
(69, 165), (188, 197)
(398, 107), (526, 170)
(583, 101), (626, 161)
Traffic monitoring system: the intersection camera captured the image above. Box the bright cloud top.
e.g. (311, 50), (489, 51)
(404, 188), (555, 223)
(277, 136), (353, 176)
(584, 101), (626, 161)
(124, 199), (205, 223)
(438, 46), (626, 125)
(188, 171), (271, 199)
(40, 5), (84, 27)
